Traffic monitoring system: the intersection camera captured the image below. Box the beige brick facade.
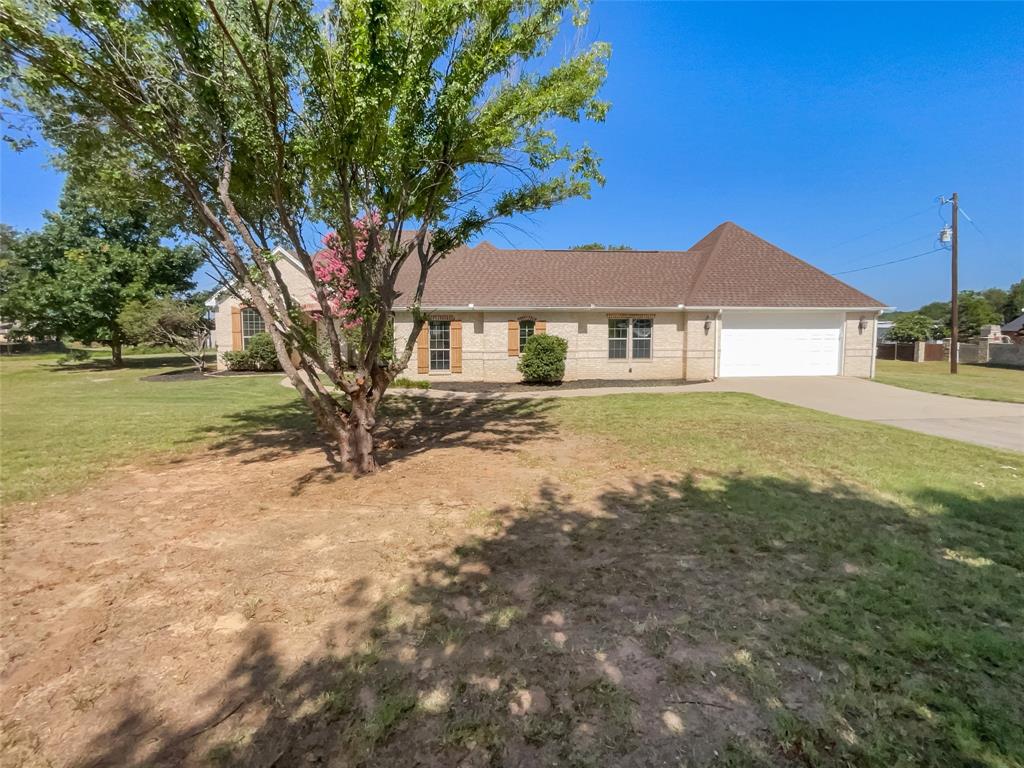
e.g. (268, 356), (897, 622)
(394, 311), (691, 382)
(211, 254), (316, 369)
(841, 311), (877, 378)
(209, 253), (879, 381)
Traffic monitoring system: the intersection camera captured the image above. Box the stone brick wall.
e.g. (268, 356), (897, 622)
(989, 343), (1024, 368)
(842, 312), (876, 378)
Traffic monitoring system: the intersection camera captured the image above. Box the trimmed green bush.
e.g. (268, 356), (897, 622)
(518, 334), (568, 383)
(223, 332), (282, 371)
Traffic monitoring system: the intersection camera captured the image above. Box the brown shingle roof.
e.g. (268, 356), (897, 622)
(394, 222), (884, 309)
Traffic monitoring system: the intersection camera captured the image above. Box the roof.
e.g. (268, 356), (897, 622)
(394, 222), (884, 309)
(1003, 314), (1024, 333)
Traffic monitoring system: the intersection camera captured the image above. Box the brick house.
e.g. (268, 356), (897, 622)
(210, 222), (885, 381)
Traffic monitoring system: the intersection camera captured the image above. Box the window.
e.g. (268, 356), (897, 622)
(632, 318), (652, 359)
(608, 319), (628, 359)
(429, 320), (450, 371)
(241, 307), (266, 348)
(608, 318), (653, 360)
(519, 319), (535, 353)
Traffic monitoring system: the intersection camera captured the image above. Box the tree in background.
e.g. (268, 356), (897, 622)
(887, 314), (935, 343)
(119, 296), (212, 372)
(948, 291), (1002, 339)
(917, 301), (949, 321)
(0, 185), (201, 364)
(1002, 279), (1024, 322)
(569, 242), (633, 250)
(0, 0), (609, 473)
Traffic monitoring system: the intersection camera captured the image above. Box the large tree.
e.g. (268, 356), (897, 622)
(0, 185), (201, 363)
(887, 313), (935, 343)
(0, 0), (610, 473)
(1002, 279), (1024, 323)
(948, 291), (1002, 339)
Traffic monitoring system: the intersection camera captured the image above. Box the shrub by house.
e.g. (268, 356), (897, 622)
(518, 334), (568, 383)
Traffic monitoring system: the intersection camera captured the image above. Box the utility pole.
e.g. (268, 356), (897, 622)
(950, 192), (959, 375)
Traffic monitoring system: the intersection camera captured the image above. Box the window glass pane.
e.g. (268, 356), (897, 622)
(241, 307), (266, 348)
(519, 320), (535, 352)
(608, 319), (628, 359)
(632, 318), (652, 359)
(429, 320), (450, 371)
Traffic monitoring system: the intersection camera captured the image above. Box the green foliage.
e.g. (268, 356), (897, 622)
(916, 300), (950, 321)
(0, 183), (201, 362)
(898, 280), (1022, 330)
(951, 291), (1002, 338)
(888, 313), (935, 342)
(1002, 279), (1024, 322)
(0, 0), (610, 442)
(518, 333), (568, 383)
(569, 242), (633, 251)
(57, 348), (92, 365)
(119, 297), (211, 371)
(223, 332), (281, 372)
(391, 377), (430, 390)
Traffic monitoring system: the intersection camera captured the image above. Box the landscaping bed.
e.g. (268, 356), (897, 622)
(430, 377), (691, 393)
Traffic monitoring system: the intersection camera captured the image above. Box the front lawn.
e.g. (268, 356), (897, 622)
(0, 353), (301, 503)
(2, 357), (1022, 767)
(875, 359), (1024, 403)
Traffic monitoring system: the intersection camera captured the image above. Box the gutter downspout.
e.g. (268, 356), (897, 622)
(713, 309), (723, 379)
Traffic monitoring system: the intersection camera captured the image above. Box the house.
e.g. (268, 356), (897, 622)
(1003, 313), (1024, 342)
(210, 222), (885, 381)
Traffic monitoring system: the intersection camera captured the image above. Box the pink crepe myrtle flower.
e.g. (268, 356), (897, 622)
(310, 214), (380, 327)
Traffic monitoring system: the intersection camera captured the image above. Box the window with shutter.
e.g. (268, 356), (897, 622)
(518, 319), (535, 352)
(429, 320), (450, 371)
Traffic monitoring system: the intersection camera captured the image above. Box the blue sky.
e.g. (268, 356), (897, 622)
(2, 1), (1022, 310)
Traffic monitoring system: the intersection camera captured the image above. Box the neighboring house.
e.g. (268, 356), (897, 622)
(1003, 313), (1024, 343)
(875, 319), (894, 343)
(209, 222), (885, 380)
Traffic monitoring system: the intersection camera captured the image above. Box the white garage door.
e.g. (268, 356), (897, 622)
(720, 311), (843, 377)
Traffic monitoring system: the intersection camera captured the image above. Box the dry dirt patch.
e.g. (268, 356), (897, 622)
(2, 401), (818, 767)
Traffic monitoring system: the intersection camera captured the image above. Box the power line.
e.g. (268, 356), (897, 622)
(831, 246), (945, 276)
(829, 232), (936, 270)
(825, 205), (936, 251)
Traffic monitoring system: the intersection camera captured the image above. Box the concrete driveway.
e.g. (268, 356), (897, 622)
(694, 376), (1024, 453)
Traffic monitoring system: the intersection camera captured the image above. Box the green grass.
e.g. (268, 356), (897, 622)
(875, 359), (1024, 403)
(3, 355), (1023, 765)
(0, 353), (303, 503)
(555, 393), (1024, 767)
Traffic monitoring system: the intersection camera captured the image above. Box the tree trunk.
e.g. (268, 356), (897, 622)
(341, 393), (380, 474)
(110, 328), (123, 367)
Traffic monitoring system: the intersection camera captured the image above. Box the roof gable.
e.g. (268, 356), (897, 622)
(683, 222), (883, 309)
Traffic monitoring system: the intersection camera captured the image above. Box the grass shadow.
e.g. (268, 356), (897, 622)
(68, 472), (1023, 767)
(45, 353), (214, 373)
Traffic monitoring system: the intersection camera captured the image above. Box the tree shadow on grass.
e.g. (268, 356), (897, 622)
(198, 394), (559, 496)
(70, 472), (1023, 768)
(45, 353), (215, 373)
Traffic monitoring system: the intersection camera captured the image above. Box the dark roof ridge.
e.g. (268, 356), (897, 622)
(683, 221), (736, 304)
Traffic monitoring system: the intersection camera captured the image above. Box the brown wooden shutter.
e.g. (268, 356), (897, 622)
(508, 320), (518, 356)
(536, 320), (546, 335)
(450, 319), (462, 374)
(231, 306), (243, 351)
(417, 324), (429, 374)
